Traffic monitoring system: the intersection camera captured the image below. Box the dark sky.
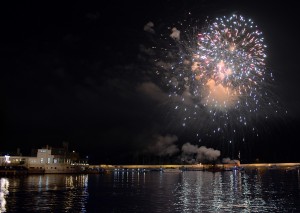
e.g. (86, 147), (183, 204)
(2, 0), (300, 164)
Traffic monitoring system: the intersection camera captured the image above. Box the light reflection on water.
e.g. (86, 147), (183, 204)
(0, 178), (9, 213)
(1, 169), (300, 212)
(4, 174), (88, 213)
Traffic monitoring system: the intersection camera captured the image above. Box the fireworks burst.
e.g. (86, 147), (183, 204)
(145, 13), (283, 142)
(194, 15), (266, 110)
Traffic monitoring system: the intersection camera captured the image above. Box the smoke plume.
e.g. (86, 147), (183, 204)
(147, 134), (179, 156)
(181, 142), (220, 163)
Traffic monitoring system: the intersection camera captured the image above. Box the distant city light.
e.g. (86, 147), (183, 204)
(4, 155), (11, 164)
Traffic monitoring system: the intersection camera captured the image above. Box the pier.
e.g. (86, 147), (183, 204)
(88, 162), (300, 171)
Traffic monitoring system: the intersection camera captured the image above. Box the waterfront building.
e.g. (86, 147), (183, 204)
(1, 144), (89, 174)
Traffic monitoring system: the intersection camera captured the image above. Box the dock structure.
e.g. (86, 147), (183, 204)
(88, 162), (300, 171)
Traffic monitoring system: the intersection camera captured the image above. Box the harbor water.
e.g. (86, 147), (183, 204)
(1, 168), (300, 212)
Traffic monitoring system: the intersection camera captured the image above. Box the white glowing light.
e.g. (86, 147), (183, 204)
(4, 155), (10, 164)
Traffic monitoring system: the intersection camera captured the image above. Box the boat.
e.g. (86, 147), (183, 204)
(268, 165), (278, 170)
(84, 167), (107, 174)
(205, 165), (225, 172)
(0, 166), (28, 176)
(27, 167), (45, 174)
(43, 164), (85, 174)
(163, 168), (181, 173)
(285, 166), (300, 172)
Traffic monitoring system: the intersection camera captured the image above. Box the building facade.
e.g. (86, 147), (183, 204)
(1, 145), (88, 174)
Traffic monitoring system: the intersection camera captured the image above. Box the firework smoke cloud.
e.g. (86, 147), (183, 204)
(147, 134), (179, 157)
(181, 142), (220, 163)
(144, 21), (155, 34)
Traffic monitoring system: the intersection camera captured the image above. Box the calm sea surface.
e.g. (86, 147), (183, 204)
(1, 169), (300, 212)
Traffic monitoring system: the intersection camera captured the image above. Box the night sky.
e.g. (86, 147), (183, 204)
(2, 0), (300, 164)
